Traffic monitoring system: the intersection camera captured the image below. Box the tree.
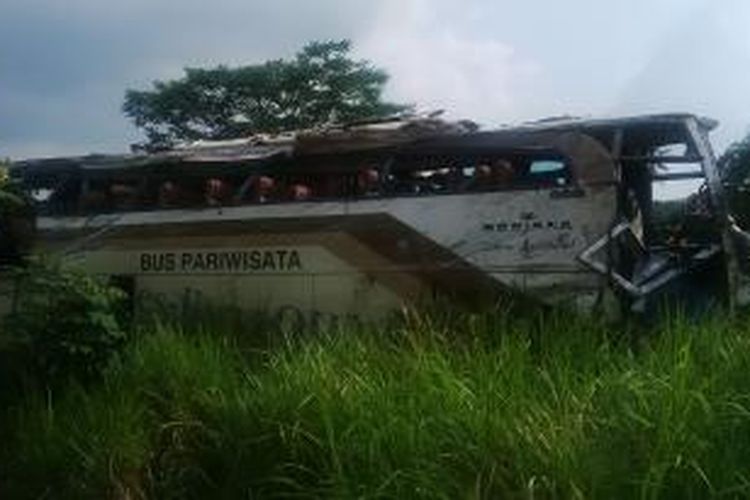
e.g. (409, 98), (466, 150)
(719, 134), (750, 184)
(719, 132), (750, 228)
(123, 40), (409, 151)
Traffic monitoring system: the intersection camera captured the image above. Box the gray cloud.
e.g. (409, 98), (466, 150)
(1, 0), (749, 160)
(0, 0), (377, 157)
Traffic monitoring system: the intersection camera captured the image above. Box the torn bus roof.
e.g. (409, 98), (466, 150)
(10, 112), (715, 185)
(11, 116), (477, 181)
(512, 113), (718, 133)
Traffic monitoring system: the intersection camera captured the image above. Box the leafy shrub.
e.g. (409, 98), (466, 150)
(5, 260), (128, 384)
(0, 161), (35, 267)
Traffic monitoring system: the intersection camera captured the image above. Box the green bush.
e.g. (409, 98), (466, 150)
(4, 261), (128, 384)
(0, 162), (35, 267)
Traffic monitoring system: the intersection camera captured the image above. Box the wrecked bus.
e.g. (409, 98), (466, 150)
(6, 113), (750, 324)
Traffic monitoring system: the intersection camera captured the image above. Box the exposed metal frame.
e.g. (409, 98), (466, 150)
(685, 116), (739, 310)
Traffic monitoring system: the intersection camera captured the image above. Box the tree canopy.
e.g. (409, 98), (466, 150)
(123, 40), (409, 151)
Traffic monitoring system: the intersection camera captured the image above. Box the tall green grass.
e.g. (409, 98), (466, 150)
(4, 311), (750, 499)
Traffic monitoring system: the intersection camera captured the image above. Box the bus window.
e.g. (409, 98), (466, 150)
(386, 167), (455, 195)
(158, 180), (203, 208)
(470, 159), (516, 191)
(288, 183), (312, 201)
(319, 175), (346, 199)
(205, 178), (233, 206)
(357, 167), (381, 196)
(158, 181), (183, 208)
(526, 159), (570, 187)
(80, 179), (111, 212)
(110, 181), (142, 210)
(236, 175), (276, 203)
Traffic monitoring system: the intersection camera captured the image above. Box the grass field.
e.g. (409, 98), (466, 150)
(3, 309), (750, 499)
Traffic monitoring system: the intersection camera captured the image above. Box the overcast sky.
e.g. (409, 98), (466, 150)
(2, 0), (750, 160)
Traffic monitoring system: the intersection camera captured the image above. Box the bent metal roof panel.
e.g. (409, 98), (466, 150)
(11, 112), (713, 183)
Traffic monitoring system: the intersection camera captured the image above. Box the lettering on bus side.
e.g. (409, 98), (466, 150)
(482, 211), (572, 234)
(482, 219), (572, 233)
(139, 249), (303, 273)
